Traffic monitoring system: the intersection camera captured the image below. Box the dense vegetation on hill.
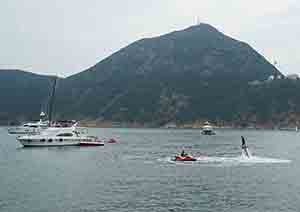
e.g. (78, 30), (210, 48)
(53, 24), (284, 125)
(0, 70), (53, 124)
(1, 24), (299, 127)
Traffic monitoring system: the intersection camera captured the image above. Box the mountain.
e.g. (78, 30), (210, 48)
(53, 24), (284, 125)
(2, 24), (298, 127)
(0, 70), (53, 124)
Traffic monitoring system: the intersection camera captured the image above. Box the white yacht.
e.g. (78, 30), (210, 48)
(201, 121), (216, 135)
(17, 127), (103, 147)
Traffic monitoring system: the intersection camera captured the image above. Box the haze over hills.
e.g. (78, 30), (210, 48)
(2, 24), (300, 127)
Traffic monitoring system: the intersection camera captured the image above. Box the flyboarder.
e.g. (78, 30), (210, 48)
(241, 136), (250, 158)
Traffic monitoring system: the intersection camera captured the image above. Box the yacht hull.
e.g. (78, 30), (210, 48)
(79, 141), (104, 146)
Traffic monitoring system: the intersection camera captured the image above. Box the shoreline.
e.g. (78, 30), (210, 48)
(2, 120), (298, 131)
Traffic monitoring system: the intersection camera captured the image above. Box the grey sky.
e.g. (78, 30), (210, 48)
(0, 0), (299, 77)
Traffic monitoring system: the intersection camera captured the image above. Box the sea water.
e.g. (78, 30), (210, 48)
(0, 127), (298, 212)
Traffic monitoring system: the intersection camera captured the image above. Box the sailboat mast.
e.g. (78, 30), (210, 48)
(48, 76), (57, 125)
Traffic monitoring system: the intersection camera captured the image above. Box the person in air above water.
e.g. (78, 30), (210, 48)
(241, 136), (247, 149)
(241, 136), (250, 158)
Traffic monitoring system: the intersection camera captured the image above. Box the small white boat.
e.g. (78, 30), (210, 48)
(201, 121), (216, 135)
(8, 120), (49, 135)
(17, 127), (102, 147)
(278, 126), (298, 132)
(8, 120), (79, 135)
(8, 111), (49, 135)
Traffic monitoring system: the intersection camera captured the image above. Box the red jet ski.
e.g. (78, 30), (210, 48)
(174, 155), (197, 161)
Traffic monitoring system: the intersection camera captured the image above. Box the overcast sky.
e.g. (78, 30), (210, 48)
(0, 0), (299, 77)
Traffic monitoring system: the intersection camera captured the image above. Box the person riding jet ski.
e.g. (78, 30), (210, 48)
(241, 136), (250, 158)
(181, 150), (188, 157)
(174, 150), (196, 161)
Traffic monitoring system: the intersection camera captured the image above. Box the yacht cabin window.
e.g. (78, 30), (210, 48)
(57, 133), (73, 137)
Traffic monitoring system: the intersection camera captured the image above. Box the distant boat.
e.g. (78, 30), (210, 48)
(162, 122), (177, 129)
(201, 121), (216, 135)
(279, 126), (298, 132)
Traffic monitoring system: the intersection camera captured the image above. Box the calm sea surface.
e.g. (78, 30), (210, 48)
(0, 127), (298, 212)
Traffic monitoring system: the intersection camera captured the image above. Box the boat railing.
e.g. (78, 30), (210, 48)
(75, 127), (88, 135)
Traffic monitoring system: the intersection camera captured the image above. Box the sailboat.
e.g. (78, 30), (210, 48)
(7, 77), (58, 136)
(8, 78), (76, 135)
(16, 77), (104, 147)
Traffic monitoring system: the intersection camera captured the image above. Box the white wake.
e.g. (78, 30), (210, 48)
(160, 153), (291, 165)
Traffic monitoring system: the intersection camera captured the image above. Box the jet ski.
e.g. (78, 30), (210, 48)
(174, 155), (197, 161)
